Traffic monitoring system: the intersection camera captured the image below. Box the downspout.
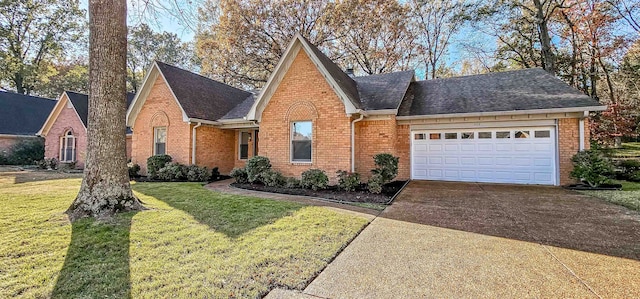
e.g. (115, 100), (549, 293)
(351, 113), (365, 172)
(579, 111), (588, 151)
(191, 122), (202, 164)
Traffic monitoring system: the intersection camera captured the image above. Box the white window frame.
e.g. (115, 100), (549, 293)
(153, 127), (167, 155)
(59, 130), (76, 162)
(290, 121), (312, 163)
(238, 131), (250, 160)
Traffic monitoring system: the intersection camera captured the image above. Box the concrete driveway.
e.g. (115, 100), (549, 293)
(295, 181), (640, 298)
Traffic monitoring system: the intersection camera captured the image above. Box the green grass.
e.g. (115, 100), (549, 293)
(580, 180), (640, 212)
(0, 171), (369, 298)
(603, 142), (640, 158)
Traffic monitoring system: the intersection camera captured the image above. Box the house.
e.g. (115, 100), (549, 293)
(0, 91), (56, 155)
(38, 91), (135, 168)
(126, 34), (605, 186)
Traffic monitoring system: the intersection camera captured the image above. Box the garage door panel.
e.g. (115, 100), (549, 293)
(412, 126), (556, 185)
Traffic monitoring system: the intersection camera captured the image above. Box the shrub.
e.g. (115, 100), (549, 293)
(157, 162), (188, 181)
(262, 169), (285, 187)
(301, 169), (328, 191)
(147, 155), (172, 179)
(36, 158), (59, 170)
(336, 170), (361, 192)
(59, 161), (77, 172)
(371, 153), (399, 184)
(618, 159), (640, 182)
(7, 139), (44, 165)
(186, 164), (210, 182)
(246, 156), (271, 183)
(284, 177), (301, 189)
(230, 167), (248, 184)
(570, 149), (615, 187)
(128, 163), (141, 178)
(367, 173), (384, 194)
(0, 153), (8, 165)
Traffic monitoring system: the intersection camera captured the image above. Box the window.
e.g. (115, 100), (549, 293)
(478, 132), (492, 139)
(461, 132), (474, 139)
(414, 133), (426, 140)
(496, 131), (510, 139)
(535, 130), (550, 138)
(154, 127), (166, 155)
(445, 133), (457, 139)
(59, 130), (76, 162)
(515, 130), (530, 138)
(291, 121), (312, 162)
(429, 133), (441, 140)
(239, 131), (250, 160)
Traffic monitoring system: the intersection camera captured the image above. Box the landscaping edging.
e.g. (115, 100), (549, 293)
(564, 183), (623, 191)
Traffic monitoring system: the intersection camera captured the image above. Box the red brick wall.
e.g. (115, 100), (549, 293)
(354, 118), (397, 179)
(194, 124), (236, 174)
(558, 118), (590, 185)
(233, 129), (259, 170)
(395, 124), (411, 180)
(260, 50), (351, 182)
(44, 96), (88, 168)
(131, 75), (191, 173)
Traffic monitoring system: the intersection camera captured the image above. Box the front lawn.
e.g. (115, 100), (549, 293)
(580, 180), (640, 211)
(0, 173), (369, 298)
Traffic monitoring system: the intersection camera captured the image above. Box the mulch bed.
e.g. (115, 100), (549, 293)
(231, 180), (407, 204)
(133, 175), (231, 183)
(565, 183), (623, 191)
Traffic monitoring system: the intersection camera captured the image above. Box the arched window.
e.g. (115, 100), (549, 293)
(59, 130), (76, 162)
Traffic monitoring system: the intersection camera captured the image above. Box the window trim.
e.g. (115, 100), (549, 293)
(59, 130), (76, 162)
(290, 121), (312, 163)
(238, 131), (250, 160)
(153, 127), (167, 155)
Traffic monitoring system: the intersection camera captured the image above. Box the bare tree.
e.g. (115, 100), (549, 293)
(67, 0), (144, 221)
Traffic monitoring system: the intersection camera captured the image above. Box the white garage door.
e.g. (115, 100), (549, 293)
(411, 127), (557, 185)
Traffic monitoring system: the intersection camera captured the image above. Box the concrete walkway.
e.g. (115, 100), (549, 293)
(265, 181), (640, 298)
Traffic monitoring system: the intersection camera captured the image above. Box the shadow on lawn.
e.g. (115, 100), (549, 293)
(52, 213), (136, 299)
(132, 182), (303, 238)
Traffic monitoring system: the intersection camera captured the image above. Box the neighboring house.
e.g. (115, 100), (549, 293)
(127, 34), (605, 186)
(38, 91), (135, 168)
(0, 91), (56, 155)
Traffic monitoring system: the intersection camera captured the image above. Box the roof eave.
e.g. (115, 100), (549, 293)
(396, 105), (607, 120)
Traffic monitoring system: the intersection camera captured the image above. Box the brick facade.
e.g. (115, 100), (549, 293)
(194, 124), (236, 174)
(354, 118), (397, 179)
(260, 50), (351, 182)
(558, 118), (590, 185)
(233, 129), (259, 169)
(43, 96), (88, 168)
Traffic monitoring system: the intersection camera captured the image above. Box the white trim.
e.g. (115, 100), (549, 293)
(290, 120), (313, 163)
(38, 92), (87, 136)
(187, 118), (219, 125)
(364, 109), (397, 115)
(0, 134), (39, 138)
(59, 129), (76, 162)
(410, 119), (556, 131)
(351, 114), (364, 172)
(396, 106), (607, 121)
(191, 122), (202, 164)
(247, 33), (359, 121)
(579, 111), (588, 151)
(126, 62), (191, 127)
(153, 126), (167, 155)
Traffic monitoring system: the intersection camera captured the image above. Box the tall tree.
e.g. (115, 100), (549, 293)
(410, 0), (472, 79)
(333, 0), (417, 75)
(67, 0), (144, 221)
(0, 0), (84, 95)
(197, 0), (338, 88)
(127, 23), (193, 93)
(35, 58), (89, 98)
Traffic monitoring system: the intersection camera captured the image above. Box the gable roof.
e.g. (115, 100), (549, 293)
(0, 91), (56, 135)
(354, 70), (415, 111)
(65, 91), (135, 127)
(221, 94), (257, 120)
(398, 68), (605, 117)
(127, 61), (251, 125)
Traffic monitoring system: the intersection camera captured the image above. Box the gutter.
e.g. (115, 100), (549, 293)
(191, 122), (202, 164)
(579, 111), (588, 151)
(350, 110), (366, 172)
(396, 106), (607, 120)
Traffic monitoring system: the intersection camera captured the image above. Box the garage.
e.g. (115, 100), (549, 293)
(411, 126), (557, 185)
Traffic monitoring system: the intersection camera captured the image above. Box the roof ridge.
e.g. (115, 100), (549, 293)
(0, 90), (55, 101)
(414, 68), (547, 83)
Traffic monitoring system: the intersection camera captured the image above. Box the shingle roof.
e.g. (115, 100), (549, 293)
(156, 61), (251, 121)
(398, 68), (601, 116)
(354, 70), (415, 110)
(221, 94), (256, 120)
(0, 91), (56, 135)
(299, 36), (362, 110)
(65, 91), (135, 127)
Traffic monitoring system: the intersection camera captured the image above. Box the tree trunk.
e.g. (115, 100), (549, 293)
(67, 0), (144, 221)
(533, 0), (556, 74)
